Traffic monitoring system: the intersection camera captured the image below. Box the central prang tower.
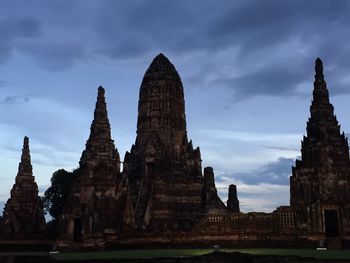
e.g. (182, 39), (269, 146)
(123, 54), (225, 231)
(136, 53), (187, 150)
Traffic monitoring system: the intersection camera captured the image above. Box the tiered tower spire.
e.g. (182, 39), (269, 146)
(59, 87), (121, 242)
(2, 137), (46, 238)
(290, 58), (350, 236)
(297, 58), (349, 169)
(81, 86), (119, 166)
(17, 136), (32, 178)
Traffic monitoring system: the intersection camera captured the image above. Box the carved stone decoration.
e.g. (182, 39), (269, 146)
(290, 58), (350, 239)
(2, 137), (46, 239)
(122, 54), (226, 232)
(58, 86), (121, 243)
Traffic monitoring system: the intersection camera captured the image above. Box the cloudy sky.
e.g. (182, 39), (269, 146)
(1, 0), (350, 214)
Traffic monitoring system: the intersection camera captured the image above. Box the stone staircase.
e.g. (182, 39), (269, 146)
(134, 178), (153, 228)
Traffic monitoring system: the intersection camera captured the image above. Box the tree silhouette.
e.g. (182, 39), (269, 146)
(43, 168), (79, 220)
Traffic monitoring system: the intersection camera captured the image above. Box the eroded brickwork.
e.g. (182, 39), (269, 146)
(122, 54), (225, 232)
(1, 137), (46, 239)
(290, 58), (350, 240)
(58, 87), (121, 243)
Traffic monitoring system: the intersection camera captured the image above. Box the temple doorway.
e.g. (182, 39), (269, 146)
(324, 209), (339, 237)
(73, 218), (83, 241)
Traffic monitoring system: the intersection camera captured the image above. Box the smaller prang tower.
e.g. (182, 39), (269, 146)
(227, 184), (240, 213)
(59, 87), (121, 243)
(2, 137), (46, 239)
(290, 58), (350, 240)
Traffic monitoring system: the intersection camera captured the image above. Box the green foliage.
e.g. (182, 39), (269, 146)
(42, 168), (80, 220)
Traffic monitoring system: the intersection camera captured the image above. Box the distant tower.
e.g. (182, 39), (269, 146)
(123, 54), (224, 231)
(202, 167), (227, 212)
(59, 86), (121, 242)
(290, 58), (350, 239)
(227, 184), (240, 212)
(2, 137), (46, 239)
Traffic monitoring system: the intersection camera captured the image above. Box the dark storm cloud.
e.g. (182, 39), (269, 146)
(262, 145), (299, 152)
(0, 17), (41, 63)
(218, 64), (309, 100)
(21, 41), (86, 71)
(1, 0), (350, 97)
(209, 1), (350, 52)
(217, 157), (295, 185)
(187, 0), (350, 100)
(2, 95), (30, 105)
(93, 0), (212, 58)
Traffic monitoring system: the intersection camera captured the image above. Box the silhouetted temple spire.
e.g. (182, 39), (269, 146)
(137, 53), (186, 147)
(88, 86), (111, 142)
(295, 58), (349, 168)
(59, 86), (121, 242)
(312, 57), (330, 107)
(17, 136), (32, 178)
(80, 86), (119, 165)
(2, 136), (46, 238)
(315, 57), (324, 80)
(291, 58), (350, 233)
(122, 54), (226, 232)
(145, 53), (173, 72)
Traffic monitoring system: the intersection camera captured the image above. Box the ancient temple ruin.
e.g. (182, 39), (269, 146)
(44, 56), (350, 248)
(2, 55), (350, 249)
(58, 87), (121, 243)
(122, 54), (226, 232)
(1, 137), (46, 239)
(227, 184), (240, 213)
(290, 58), (350, 244)
(191, 58), (350, 248)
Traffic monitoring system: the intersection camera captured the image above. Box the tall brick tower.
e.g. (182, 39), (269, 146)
(2, 137), (46, 239)
(123, 54), (224, 231)
(59, 87), (121, 243)
(290, 58), (350, 240)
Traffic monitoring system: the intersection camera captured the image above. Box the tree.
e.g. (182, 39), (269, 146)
(42, 168), (79, 220)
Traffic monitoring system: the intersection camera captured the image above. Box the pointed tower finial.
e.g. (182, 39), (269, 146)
(315, 57), (324, 80)
(88, 86), (110, 139)
(21, 136), (31, 165)
(18, 136), (33, 178)
(97, 85), (105, 102)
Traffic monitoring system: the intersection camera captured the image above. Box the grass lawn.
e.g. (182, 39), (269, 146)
(52, 249), (213, 261)
(224, 248), (350, 260)
(52, 248), (350, 261)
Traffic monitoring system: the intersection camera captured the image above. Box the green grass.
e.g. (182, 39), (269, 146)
(52, 248), (350, 261)
(223, 248), (350, 260)
(52, 249), (213, 261)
